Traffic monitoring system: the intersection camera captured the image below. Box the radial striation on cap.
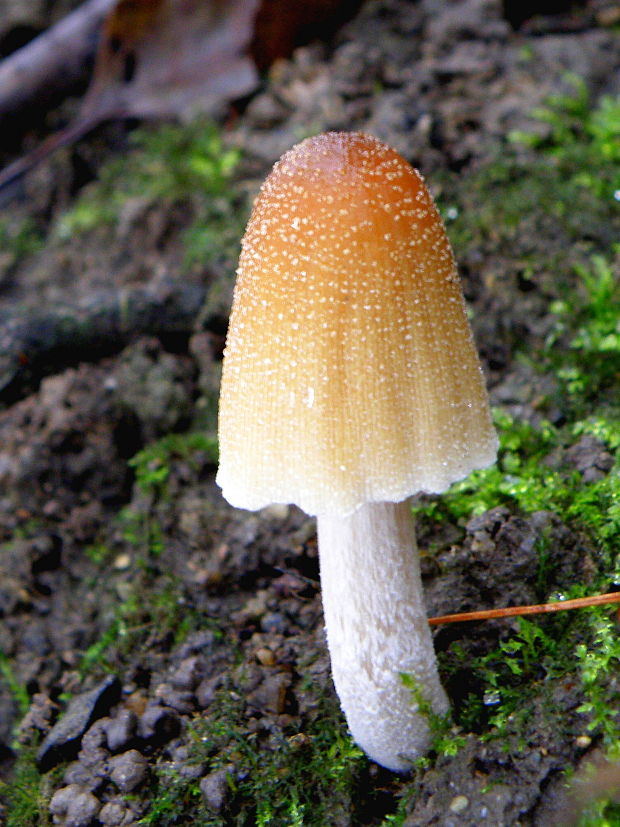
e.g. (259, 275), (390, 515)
(217, 132), (497, 516)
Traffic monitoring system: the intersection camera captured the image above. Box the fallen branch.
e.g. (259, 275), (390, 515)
(0, 118), (100, 195)
(0, 283), (206, 402)
(0, 0), (115, 122)
(0, 0), (364, 197)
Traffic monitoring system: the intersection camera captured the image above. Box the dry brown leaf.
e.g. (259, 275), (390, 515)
(0, 0), (362, 193)
(80, 0), (261, 122)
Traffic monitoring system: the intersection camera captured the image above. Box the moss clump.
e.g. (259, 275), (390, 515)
(546, 253), (620, 413)
(56, 119), (247, 270)
(139, 682), (372, 827)
(129, 432), (218, 500)
(0, 744), (53, 827)
(415, 84), (620, 822)
(509, 75), (620, 204)
(441, 80), (620, 295)
(0, 217), (44, 264)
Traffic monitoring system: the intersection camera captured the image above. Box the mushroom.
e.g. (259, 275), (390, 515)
(217, 132), (497, 771)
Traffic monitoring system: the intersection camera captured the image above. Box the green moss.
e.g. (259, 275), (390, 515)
(84, 541), (115, 565)
(138, 681), (371, 826)
(0, 745), (53, 827)
(56, 119), (248, 270)
(78, 433), (218, 677)
(414, 411), (563, 522)
(444, 616), (563, 736)
(441, 81), (620, 292)
(77, 568), (203, 679)
(106, 432), (219, 573)
(0, 649), (30, 719)
(417, 406), (620, 748)
(0, 217), (43, 262)
(547, 253), (620, 412)
(509, 75), (620, 203)
(419, 85), (620, 794)
(578, 799), (620, 827)
(418, 410), (620, 576)
(397, 673), (467, 773)
(575, 610), (620, 752)
(129, 432), (218, 499)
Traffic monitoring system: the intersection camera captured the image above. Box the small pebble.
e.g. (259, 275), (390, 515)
(261, 504), (289, 519)
(255, 647), (276, 666)
(195, 676), (221, 709)
(99, 801), (130, 826)
(77, 744), (109, 773)
(200, 767), (232, 812)
(240, 592), (269, 619)
(138, 703), (181, 745)
(178, 630), (217, 658)
(247, 673), (290, 714)
(109, 749), (148, 793)
(63, 761), (104, 793)
(154, 682), (195, 714)
(113, 553), (131, 570)
(125, 691), (148, 717)
(49, 784), (101, 827)
(449, 794), (469, 814)
(171, 656), (206, 691)
(179, 762), (205, 780)
(37, 676), (121, 772)
(104, 709), (137, 753)
(260, 612), (287, 634)
(80, 720), (108, 752)
(287, 733), (311, 750)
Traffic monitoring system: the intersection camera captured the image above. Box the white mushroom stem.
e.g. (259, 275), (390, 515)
(317, 500), (449, 772)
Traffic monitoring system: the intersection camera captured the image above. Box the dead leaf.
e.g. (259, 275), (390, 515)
(251, 0), (364, 70)
(0, 0), (362, 193)
(80, 0), (261, 122)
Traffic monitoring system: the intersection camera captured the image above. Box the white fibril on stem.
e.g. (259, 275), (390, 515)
(318, 500), (448, 772)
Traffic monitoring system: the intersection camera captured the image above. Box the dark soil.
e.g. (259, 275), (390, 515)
(1, 1), (620, 825)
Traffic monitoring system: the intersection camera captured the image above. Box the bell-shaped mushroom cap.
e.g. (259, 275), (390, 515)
(217, 132), (497, 516)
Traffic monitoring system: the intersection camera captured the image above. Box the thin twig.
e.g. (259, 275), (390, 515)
(0, 0), (115, 120)
(428, 591), (620, 625)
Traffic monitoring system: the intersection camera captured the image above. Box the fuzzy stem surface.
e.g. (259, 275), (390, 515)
(317, 500), (448, 771)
